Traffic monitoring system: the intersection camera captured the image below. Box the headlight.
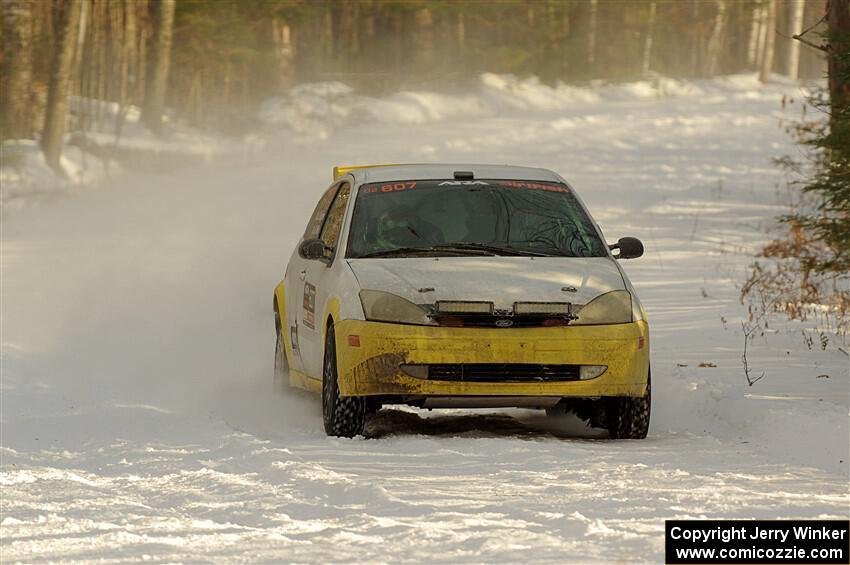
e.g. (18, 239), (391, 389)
(572, 290), (633, 325)
(359, 290), (435, 325)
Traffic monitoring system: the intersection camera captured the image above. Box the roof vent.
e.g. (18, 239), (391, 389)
(454, 171), (474, 180)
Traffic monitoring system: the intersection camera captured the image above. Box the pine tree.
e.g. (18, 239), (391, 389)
(792, 0), (850, 271)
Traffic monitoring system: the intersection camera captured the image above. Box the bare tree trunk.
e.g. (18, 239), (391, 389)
(412, 7), (435, 73)
(561, 0), (569, 36)
(109, 0), (123, 112)
(141, 0), (175, 135)
(42, 0), (83, 173)
(136, 0), (148, 104)
(113, 10), (129, 143)
(95, 0), (106, 130)
(785, 0), (806, 78)
(388, 8), (403, 79)
(827, 0), (850, 119)
(798, 0), (828, 79)
(322, 8), (333, 72)
(2, 0), (34, 140)
(705, 0), (727, 77)
(587, 0), (597, 66)
(118, 0), (137, 128)
(755, 2), (768, 70)
(75, 0), (90, 172)
(74, 0), (89, 82)
(748, 1), (763, 68)
(691, 0), (702, 75)
(642, 1), (656, 75)
(272, 19), (295, 91)
(331, 0), (355, 66)
(28, 1), (49, 133)
(346, 0), (359, 57)
(759, 0), (777, 82)
(361, 0), (375, 44)
(76, 0), (90, 137)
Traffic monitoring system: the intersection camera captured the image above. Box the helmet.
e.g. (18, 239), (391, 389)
(375, 206), (421, 248)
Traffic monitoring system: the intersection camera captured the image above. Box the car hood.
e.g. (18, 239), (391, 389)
(347, 256), (625, 308)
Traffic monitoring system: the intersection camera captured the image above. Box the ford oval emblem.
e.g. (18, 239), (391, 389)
(495, 319), (513, 328)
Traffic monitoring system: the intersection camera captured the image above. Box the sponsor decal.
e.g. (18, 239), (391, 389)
(437, 180), (491, 186)
(302, 282), (316, 330)
(497, 180), (570, 193)
(362, 181), (417, 194)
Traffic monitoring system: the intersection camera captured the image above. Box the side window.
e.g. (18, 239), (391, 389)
(304, 184), (339, 240)
(319, 182), (351, 256)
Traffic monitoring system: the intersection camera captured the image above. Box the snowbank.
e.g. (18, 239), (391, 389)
(2, 98), (239, 205)
(1, 140), (116, 204)
(258, 72), (807, 138)
(69, 97), (238, 160)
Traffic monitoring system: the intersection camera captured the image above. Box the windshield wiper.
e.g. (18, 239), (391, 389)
(431, 242), (551, 257)
(354, 245), (495, 259)
(355, 242), (552, 259)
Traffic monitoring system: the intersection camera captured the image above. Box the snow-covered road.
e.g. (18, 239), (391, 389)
(2, 75), (848, 563)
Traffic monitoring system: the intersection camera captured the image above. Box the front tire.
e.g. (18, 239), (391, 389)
(322, 324), (365, 438)
(606, 371), (651, 439)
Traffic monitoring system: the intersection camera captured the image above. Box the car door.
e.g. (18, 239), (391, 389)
(289, 183), (339, 375)
(298, 180), (351, 379)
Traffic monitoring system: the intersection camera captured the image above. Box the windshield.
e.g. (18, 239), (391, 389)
(346, 179), (608, 258)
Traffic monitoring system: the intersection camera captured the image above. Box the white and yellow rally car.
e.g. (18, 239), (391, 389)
(273, 164), (650, 438)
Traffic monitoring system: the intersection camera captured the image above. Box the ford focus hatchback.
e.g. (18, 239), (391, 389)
(273, 164), (650, 438)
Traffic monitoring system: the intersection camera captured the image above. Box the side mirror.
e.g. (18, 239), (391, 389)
(609, 236), (644, 259)
(299, 238), (327, 260)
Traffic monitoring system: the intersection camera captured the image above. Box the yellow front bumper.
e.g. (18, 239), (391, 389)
(334, 319), (649, 398)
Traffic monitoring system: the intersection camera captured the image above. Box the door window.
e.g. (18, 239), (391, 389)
(304, 184), (339, 240)
(319, 182), (350, 258)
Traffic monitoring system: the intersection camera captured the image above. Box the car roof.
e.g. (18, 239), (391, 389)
(342, 164), (565, 185)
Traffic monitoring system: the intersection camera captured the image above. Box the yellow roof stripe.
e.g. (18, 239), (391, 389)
(332, 164), (409, 181)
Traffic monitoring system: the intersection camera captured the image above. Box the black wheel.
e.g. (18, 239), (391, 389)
(274, 310), (288, 393)
(322, 324), (365, 437)
(606, 370), (651, 439)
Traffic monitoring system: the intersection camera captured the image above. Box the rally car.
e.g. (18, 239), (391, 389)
(273, 164), (650, 438)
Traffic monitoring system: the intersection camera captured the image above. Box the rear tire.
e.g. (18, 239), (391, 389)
(322, 324), (365, 438)
(273, 313), (289, 393)
(606, 370), (651, 439)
